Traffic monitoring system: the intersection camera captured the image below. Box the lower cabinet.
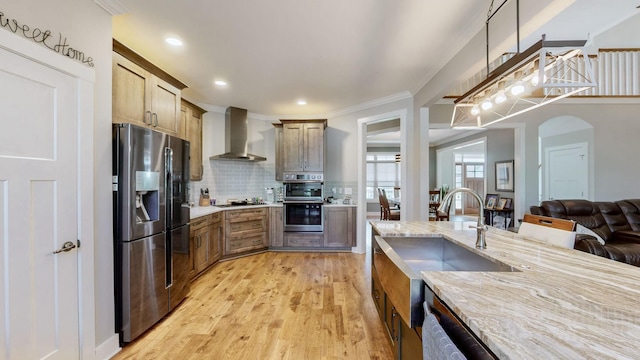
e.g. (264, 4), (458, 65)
(283, 232), (323, 247)
(270, 207), (284, 247)
(189, 212), (223, 279)
(224, 208), (269, 256)
(372, 262), (422, 360)
(209, 212), (223, 264)
(323, 206), (355, 247)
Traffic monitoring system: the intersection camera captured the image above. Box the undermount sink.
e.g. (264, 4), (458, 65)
(383, 236), (519, 273)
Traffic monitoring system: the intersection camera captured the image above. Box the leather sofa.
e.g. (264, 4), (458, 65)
(530, 199), (640, 266)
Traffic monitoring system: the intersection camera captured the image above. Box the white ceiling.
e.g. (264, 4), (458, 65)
(113, 1), (488, 116)
(112, 0), (638, 121)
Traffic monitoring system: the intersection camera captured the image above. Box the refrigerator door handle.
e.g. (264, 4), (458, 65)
(165, 147), (174, 289)
(165, 147), (174, 223)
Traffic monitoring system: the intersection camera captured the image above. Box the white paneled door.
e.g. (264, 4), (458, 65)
(0, 44), (80, 358)
(545, 142), (589, 201)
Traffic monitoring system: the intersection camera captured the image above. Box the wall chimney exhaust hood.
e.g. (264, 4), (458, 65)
(209, 106), (266, 162)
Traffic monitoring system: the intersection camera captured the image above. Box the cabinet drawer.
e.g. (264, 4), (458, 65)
(227, 218), (264, 233)
(210, 212), (222, 222)
(227, 233), (266, 253)
(284, 233), (323, 247)
(226, 208), (268, 219)
(191, 215), (210, 230)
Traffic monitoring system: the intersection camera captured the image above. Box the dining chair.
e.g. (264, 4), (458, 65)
(435, 199), (450, 221)
(377, 188), (384, 220)
(518, 214), (576, 248)
(428, 190), (440, 220)
(380, 189), (400, 221)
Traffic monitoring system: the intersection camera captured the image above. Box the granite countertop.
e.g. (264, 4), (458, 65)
(190, 203), (276, 218)
(369, 220), (640, 360)
(190, 202), (355, 219)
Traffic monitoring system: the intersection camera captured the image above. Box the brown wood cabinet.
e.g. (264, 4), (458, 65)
(208, 212), (223, 264)
(189, 212), (223, 279)
(273, 123), (284, 181)
(280, 120), (326, 173)
(182, 99), (206, 181)
(270, 207), (283, 247)
(112, 40), (186, 137)
(371, 227), (422, 360)
(224, 208), (269, 256)
(323, 206), (355, 248)
(190, 215), (210, 278)
(283, 232), (323, 247)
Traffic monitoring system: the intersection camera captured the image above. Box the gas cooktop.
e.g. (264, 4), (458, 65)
(215, 200), (267, 208)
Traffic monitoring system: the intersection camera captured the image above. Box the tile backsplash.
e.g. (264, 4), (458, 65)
(190, 160), (281, 204)
(189, 160), (358, 205)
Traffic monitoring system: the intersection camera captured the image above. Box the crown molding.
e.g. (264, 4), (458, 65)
(326, 91), (413, 118)
(95, 0), (128, 16)
(196, 91), (414, 121)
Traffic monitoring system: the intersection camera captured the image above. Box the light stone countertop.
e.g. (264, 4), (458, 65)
(189, 203), (275, 218)
(369, 220), (640, 360)
(190, 202), (355, 219)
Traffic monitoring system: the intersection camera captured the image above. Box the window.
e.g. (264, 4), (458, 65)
(366, 153), (401, 200)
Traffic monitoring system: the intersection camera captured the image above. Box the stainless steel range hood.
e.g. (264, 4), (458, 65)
(209, 106), (266, 162)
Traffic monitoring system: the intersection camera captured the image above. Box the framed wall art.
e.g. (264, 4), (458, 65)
(485, 193), (499, 210)
(495, 160), (514, 192)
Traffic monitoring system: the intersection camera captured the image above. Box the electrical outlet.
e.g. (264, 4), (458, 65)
(338, 188), (342, 194)
(344, 187), (352, 195)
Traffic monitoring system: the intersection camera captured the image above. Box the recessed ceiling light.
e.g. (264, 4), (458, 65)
(165, 37), (183, 46)
(297, 100), (307, 105)
(214, 80), (227, 86)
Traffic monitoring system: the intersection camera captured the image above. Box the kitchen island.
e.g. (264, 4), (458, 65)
(370, 220), (640, 359)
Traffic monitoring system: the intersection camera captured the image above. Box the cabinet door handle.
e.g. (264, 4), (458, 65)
(152, 113), (158, 127)
(200, 165), (204, 177)
(372, 289), (380, 300)
(391, 307), (399, 341)
(144, 110), (151, 125)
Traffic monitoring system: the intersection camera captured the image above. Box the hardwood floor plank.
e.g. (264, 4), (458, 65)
(111, 252), (394, 360)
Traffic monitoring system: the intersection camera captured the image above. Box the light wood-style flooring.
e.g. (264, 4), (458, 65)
(112, 251), (393, 360)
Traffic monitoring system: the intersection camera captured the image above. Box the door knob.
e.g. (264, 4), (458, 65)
(53, 241), (77, 254)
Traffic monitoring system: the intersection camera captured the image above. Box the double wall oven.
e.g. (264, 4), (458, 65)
(283, 173), (324, 232)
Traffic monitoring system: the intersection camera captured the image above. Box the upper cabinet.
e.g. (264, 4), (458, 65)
(182, 100), (206, 181)
(273, 123), (283, 181)
(112, 39), (187, 137)
(280, 119), (327, 173)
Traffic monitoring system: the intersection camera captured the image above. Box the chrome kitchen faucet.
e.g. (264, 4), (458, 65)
(438, 187), (489, 249)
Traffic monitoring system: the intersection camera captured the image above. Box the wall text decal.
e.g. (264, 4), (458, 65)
(0, 10), (94, 67)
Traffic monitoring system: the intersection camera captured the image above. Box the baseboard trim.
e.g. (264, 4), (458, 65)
(95, 334), (121, 360)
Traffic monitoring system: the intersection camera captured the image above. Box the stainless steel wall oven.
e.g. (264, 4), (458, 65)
(283, 202), (323, 232)
(283, 172), (324, 232)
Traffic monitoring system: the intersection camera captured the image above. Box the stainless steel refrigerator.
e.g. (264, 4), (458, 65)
(112, 123), (191, 344)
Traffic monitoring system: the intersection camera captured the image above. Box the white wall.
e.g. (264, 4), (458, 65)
(519, 102), (640, 204)
(1, 0), (115, 356)
(192, 107), (279, 204)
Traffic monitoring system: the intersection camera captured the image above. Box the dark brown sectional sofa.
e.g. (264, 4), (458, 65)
(530, 199), (640, 266)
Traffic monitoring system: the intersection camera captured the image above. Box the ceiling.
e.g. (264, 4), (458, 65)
(112, 0), (488, 116)
(112, 1), (638, 121)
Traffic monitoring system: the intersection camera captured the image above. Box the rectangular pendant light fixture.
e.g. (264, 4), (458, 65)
(451, 37), (597, 128)
(450, 0), (597, 128)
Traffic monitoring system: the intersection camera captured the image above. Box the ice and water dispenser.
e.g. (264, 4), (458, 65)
(135, 171), (160, 223)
